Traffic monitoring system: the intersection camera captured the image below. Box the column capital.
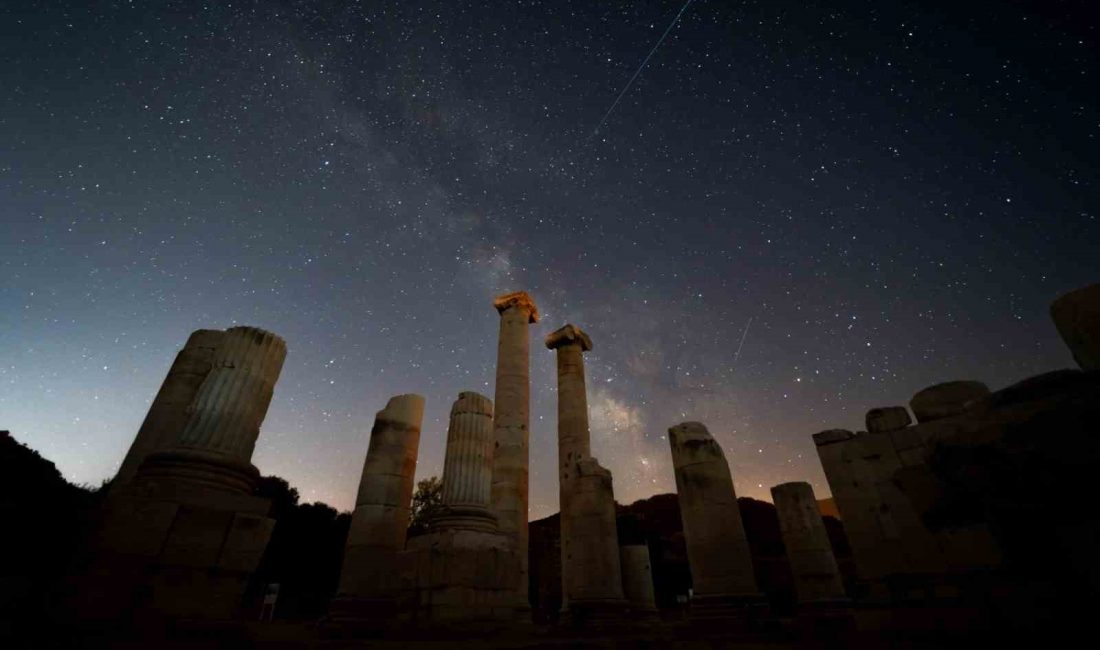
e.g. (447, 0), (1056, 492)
(493, 291), (539, 323)
(545, 324), (592, 351)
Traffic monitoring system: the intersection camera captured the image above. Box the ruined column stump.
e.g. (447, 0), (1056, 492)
(668, 421), (764, 625)
(398, 392), (521, 626)
(73, 326), (286, 623)
(330, 394), (425, 627)
(620, 545), (659, 618)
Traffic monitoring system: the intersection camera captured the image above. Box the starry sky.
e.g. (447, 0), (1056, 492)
(2, 0), (1097, 516)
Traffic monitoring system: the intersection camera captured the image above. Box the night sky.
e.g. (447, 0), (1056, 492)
(2, 0), (1097, 516)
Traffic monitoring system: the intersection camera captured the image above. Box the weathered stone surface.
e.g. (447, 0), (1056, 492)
(73, 326), (285, 623)
(114, 329), (224, 485)
(812, 429), (856, 446)
(909, 380), (989, 423)
(489, 291), (538, 607)
(865, 406), (912, 434)
(1051, 283), (1100, 370)
(438, 392), (496, 530)
(619, 545), (658, 613)
(668, 422), (760, 600)
(770, 482), (846, 606)
(546, 324), (626, 617)
(338, 394), (425, 600)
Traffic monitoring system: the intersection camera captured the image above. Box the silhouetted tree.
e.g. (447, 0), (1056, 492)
(408, 475), (443, 537)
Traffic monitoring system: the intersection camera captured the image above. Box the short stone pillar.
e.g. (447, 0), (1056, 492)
(74, 326), (287, 622)
(909, 381), (989, 423)
(398, 392), (521, 624)
(336, 394), (425, 606)
(114, 329), (224, 485)
(770, 482), (847, 606)
(546, 324), (626, 621)
(489, 291), (538, 607)
(1051, 283), (1100, 370)
(620, 545), (658, 614)
(438, 391), (497, 529)
(668, 421), (760, 613)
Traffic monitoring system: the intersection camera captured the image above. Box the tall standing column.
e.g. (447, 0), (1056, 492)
(489, 291), (538, 605)
(438, 391), (496, 528)
(114, 329), (224, 485)
(546, 324), (626, 615)
(137, 326), (287, 494)
(771, 482), (847, 606)
(668, 421), (760, 604)
(338, 394), (425, 600)
(620, 545), (658, 613)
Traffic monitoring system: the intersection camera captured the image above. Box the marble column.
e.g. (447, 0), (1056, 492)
(770, 482), (847, 605)
(438, 391), (496, 529)
(338, 394), (425, 600)
(489, 291), (538, 604)
(136, 326), (287, 494)
(546, 324), (625, 613)
(114, 329), (224, 485)
(1051, 283), (1100, 370)
(620, 545), (658, 613)
(668, 421), (760, 601)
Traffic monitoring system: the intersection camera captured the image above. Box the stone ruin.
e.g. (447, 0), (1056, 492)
(72, 326), (287, 622)
(811, 282), (1100, 631)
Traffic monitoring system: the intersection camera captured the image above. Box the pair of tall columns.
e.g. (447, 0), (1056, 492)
(546, 324), (626, 613)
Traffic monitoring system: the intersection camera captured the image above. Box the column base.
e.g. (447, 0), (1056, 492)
(134, 448), (260, 495)
(561, 599), (631, 630)
(65, 473), (274, 625)
(688, 593), (769, 627)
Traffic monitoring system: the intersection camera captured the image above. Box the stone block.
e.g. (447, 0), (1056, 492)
(1050, 283), (1100, 370)
(160, 506), (235, 568)
(217, 512), (275, 572)
(909, 380), (990, 423)
(866, 406), (912, 433)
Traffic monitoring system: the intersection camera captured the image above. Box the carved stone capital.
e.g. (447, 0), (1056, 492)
(544, 323), (592, 351)
(492, 291), (539, 323)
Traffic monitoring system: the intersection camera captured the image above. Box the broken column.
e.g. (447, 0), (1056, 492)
(489, 291), (538, 607)
(336, 394), (425, 608)
(76, 326), (287, 622)
(668, 421), (760, 614)
(114, 329), (224, 485)
(770, 482), (847, 606)
(546, 324), (626, 620)
(619, 545), (658, 614)
(438, 391), (497, 529)
(1051, 283), (1100, 370)
(400, 392), (520, 623)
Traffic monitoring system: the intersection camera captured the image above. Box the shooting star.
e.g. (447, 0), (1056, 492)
(731, 316), (753, 371)
(589, 0), (696, 140)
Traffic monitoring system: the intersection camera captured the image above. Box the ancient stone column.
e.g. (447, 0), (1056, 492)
(770, 482), (847, 606)
(1051, 283), (1100, 370)
(546, 324), (626, 616)
(114, 329), (224, 485)
(668, 422), (760, 603)
(569, 458), (626, 608)
(338, 394), (425, 600)
(136, 326), (287, 494)
(620, 545), (658, 613)
(438, 391), (496, 529)
(489, 291), (538, 604)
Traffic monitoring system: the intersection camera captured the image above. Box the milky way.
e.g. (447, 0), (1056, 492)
(2, 0), (1096, 517)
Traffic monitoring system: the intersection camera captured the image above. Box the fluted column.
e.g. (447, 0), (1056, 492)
(338, 394), (425, 599)
(438, 392), (496, 529)
(771, 482), (847, 605)
(546, 324), (626, 612)
(489, 291), (538, 605)
(114, 329), (224, 485)
(669, 421), (760, 601)
(174, 326), (287, 460)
